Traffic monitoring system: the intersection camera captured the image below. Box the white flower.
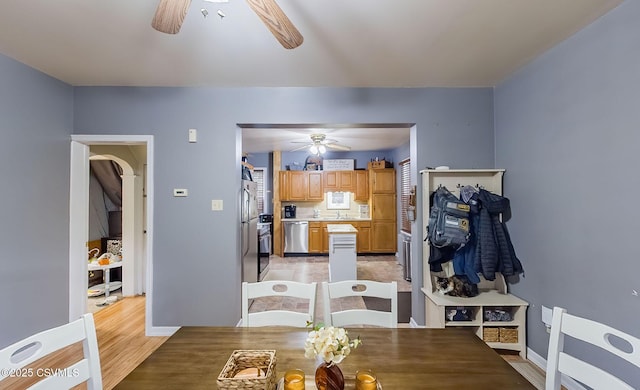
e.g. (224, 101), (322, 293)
(304, 325), (361, 366)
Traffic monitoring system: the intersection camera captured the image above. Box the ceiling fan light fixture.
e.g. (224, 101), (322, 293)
(309, 145), (318, 154)
(318, 145), (326, 154)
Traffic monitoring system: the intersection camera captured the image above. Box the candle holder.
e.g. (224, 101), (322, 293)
(355, 369), (378, 390)
(284, 368), (305, 390)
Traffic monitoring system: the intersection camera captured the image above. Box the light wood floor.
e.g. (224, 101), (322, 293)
(91, 295), (169, 389)
(1, 296), (168, 390)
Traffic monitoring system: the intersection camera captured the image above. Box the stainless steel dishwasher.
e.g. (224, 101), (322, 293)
(283, 221), (309, 254)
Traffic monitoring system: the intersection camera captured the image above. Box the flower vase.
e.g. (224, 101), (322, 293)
(315, 361), (344, 390)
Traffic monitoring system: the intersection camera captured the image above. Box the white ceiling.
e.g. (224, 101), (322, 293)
(0, 0), (622, 153)
(0, 0), (621, 88)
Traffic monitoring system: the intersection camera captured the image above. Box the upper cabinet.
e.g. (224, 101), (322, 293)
(279, 171), (324, 201)
(307, 172), (323, 201)
(323, 171), (355, 193)
(369, 167), (395, 194)
(279, 170), (369, 201)
(354, 170), (369, 201)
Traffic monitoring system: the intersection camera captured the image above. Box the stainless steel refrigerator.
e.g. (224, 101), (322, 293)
(241, 179), (258, 283)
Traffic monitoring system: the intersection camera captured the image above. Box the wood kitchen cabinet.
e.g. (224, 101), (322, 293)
(307, 172), (324, 201)
(354, 170), (369, 201)
(356, 220), (371, 252)
(369, 168), (397, 253)
(322, 170), (368, 200)
(288, 171), (308, 200)
(371, 193), (396, 220)
(371, 221), (396, 252)
(323, 171), (355, 193)
(309, 221), (323, 253)
(279, 171), (324, 201)
(370, 168), (395, 194)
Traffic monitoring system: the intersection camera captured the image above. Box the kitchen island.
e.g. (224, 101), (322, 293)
(327, 223), (358, 281)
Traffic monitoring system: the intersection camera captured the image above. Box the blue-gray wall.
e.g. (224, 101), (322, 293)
(72, 87), (495, 328)
(0, 54), (73, 347)
(495, 0), (639, 386)
(280, 149), (396, 170)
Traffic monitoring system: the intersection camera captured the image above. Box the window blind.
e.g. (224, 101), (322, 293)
(253, 168), (265, 214)
(399, 159), (411, 233)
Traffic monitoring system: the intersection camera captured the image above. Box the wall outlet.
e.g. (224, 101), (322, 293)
(188, 128), (197, 143)
(211, 199), (223, 211)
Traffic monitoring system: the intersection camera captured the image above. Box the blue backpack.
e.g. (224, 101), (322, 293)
(427, 186), (471, 248)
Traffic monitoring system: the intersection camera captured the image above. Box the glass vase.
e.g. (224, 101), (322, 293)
(315, 361), (344, 390)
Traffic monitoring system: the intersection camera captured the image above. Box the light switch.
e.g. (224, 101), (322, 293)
(211, 199), (223, 211)
(188, 128), (197, 143)
(174, 189), (188, 197)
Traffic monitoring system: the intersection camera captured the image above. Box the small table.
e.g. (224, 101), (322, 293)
(327, 224), (358, 282)
(88, 262), (122, 298)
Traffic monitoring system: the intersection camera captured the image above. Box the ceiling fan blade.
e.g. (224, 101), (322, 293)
(289, 144), (311, 152)
(326, 143), (351, 151)
(245, 0), (304, 49)
(152, 0), (192, 34)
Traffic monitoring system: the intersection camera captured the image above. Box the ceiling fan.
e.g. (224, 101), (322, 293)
(151, 0), (303, 49)
(290, 133), (352, 154)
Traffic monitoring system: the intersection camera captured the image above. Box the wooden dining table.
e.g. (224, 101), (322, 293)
(114, 327), (535, 389)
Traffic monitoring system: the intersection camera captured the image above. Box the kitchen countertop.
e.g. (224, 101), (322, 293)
(326, 223), (358, 233)
(281, 217), (371, 222)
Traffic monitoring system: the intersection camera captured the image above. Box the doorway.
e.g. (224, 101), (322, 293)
(69, 135), (156, 335)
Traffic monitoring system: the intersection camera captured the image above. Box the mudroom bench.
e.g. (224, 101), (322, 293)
(421, 272), (529, 358)
(420, 168), (528, 358)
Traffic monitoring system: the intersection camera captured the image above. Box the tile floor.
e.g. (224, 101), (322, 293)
(252, 254), (411, 325)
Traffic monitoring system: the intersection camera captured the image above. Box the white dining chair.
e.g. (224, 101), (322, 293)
(0, 313), (102, 390)
(546, 306), (640, 390)
(242, 280), (317, 327)
(322, 280), (397, 328)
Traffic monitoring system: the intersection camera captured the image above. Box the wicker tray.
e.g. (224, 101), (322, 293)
(276, 374), (382, 389)
(217, 350), (276, 390)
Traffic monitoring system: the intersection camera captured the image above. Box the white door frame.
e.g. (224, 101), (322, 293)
(69, 135), (173, 336)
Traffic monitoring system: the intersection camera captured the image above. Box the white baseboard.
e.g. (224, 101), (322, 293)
(146, 326), (180, 337)
(526, 348), (586, 390)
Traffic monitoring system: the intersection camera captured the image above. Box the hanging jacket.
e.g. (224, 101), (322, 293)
(453, 190), (480, 283)
(474, 189), (523, 280)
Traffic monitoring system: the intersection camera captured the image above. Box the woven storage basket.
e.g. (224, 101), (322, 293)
(499, 327), (518, 343)
(482, 327), (500, 342)
(217, 350), (276, 390)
